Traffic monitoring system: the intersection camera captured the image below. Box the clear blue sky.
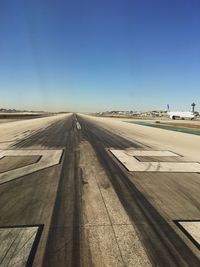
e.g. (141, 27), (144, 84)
(0, 0), (200, 112)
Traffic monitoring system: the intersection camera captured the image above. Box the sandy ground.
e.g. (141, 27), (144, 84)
(127, 119), (200, 128)
(95, 116), (200, 125)
(79, 114), (200, 162)
(0, 119), (18, 124)
(154, 119), (200, 126)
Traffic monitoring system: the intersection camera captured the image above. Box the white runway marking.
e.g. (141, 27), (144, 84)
(110, 149), (200, 172)
(123, 150), (180, 157)
(0, 150), (63, 184)
(0, 226), (40, 266)
(176, 221), (200, 249)
(76, 121), (81, 130)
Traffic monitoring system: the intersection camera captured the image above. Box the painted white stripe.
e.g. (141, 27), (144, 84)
(110, 149), (200, 172)
(0, 150), (63, 184)
(76, 121), (81, 130)
(0, 226), (39, 266)
(178, 221), (200, 247)
(124, 150), (180, 157)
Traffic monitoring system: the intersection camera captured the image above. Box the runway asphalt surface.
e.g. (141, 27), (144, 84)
(0, 113), (199, 267)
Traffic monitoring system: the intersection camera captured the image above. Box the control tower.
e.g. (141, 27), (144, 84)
(191, 102), (196, 113)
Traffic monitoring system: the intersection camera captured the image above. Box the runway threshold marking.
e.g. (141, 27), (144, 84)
(0, 224), (43, 267)
(0, 150), (63, 184)
(174, 220), (200, 250)
(109, 149), (200, 172)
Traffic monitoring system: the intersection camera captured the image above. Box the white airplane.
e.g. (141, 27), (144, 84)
(167, 105), (196, 120)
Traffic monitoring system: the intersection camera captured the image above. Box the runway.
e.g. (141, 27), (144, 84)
(0, 113), (199, 266)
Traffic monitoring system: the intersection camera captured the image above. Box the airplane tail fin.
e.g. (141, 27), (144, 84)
(167, 104), (170, 111)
